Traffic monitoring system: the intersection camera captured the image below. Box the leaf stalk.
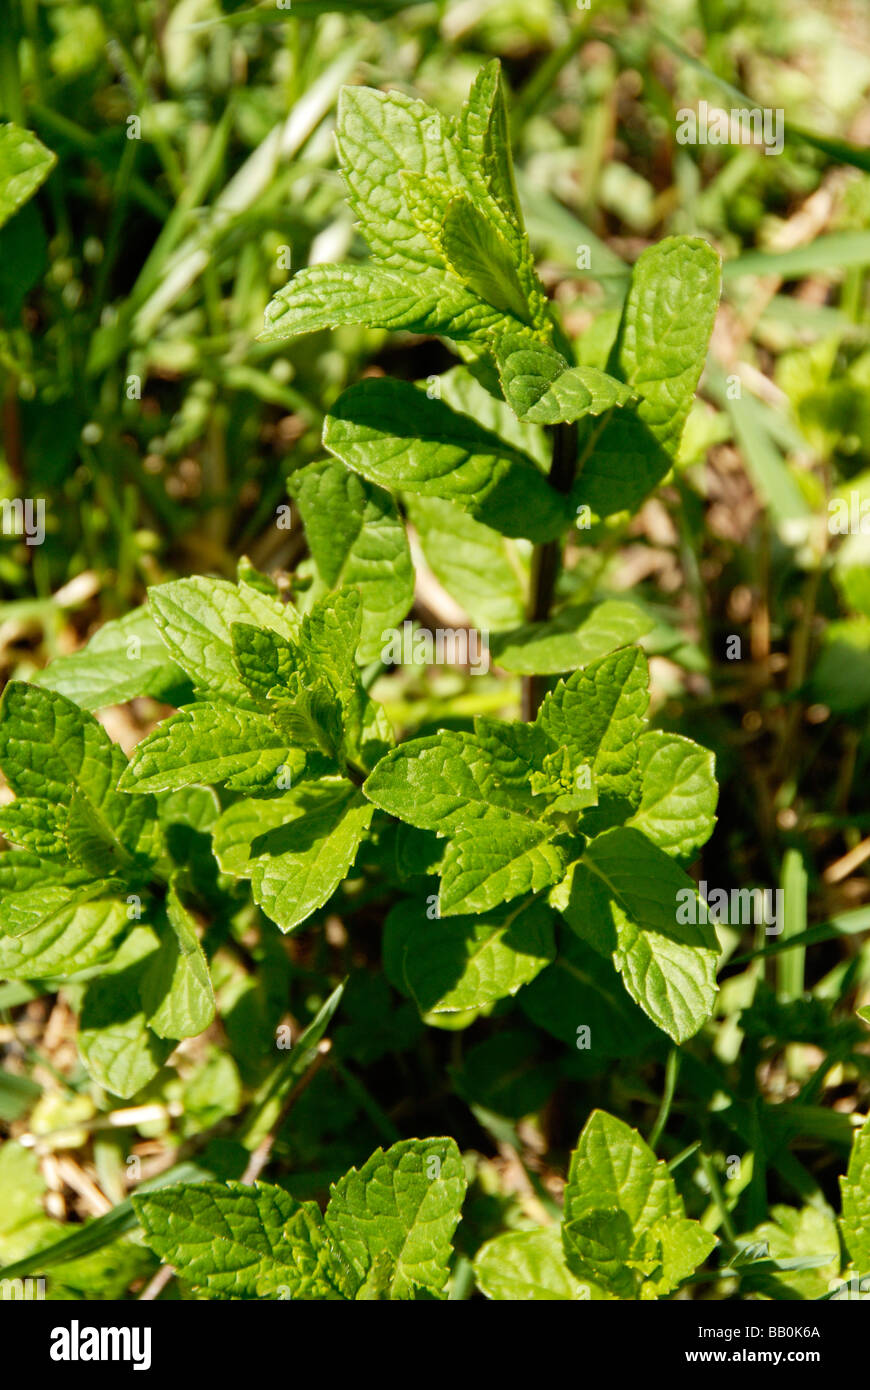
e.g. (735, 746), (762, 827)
(522, 420), (578, 720)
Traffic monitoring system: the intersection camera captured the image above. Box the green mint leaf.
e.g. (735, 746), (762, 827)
(383, 896), (555, 1013)
(119, 703), (297, 794)
(405, 495), (529, 630)
(35, 606), (188, 711)
(134, 1182), (348, 1299)
(364, 729), (537, 833)
(136, 1138), (465, 1300)
(470, 714), (550, 777)
(451, 1026), (556, 1117)
(270, 675), (344, 761)
(625, 730), (718, 860)
(563, 1207), (637, 1298)
(64, 792), (134, 875)
(335, 85), (466, 272)
(212, 781), (374, 933)
(456, 60), (521, 231)
(491, 600), (654, 676)
(0, 124), (55, 230)
(439, 815), (568, 916)
(289, 459), (414, 663)
(0, 847), (87, 896)
(78, 926), (173, 1098)
(566, 826), (719, 1043)
(475, 1227), (601, 1301)
(451, 63), (552, 332)
(341, 687), (395, 775)
(570, 411), (673, 521)
(441, 196), (532, 322)
(154, 786), (221, 903)
(400, 174), (532, 324)
(230, 622), (297, 702)
(0, 892), (128, 981)
(497, 335), (633, 425)
(230, 591), (381, 770)
(840, 1120), (870, 1275)
(643, 1216), (721, 1298)
(148, 577), (299, 702)
(611, 235), (721, 457)
(154, 784), (219, 835)
(324, 377), (567, 543)
(297, 587), (362, 704)
(263, 64), (550, 353)
(0, 683), (156, 864)
(562, 1110), (715, 1298)
(385, 821), (446, 884)
(530, 747), (586, 804)
(0, 798), (66, 857)
(0, 876), (107, 935)
(323, 1137), (465, 1300)
(570, 237), (720, 519)
(536, 647), (649, 804)
(234, 581), (391, 772)
(261, 262), (506, 343)
(142, 883), (215, 1042)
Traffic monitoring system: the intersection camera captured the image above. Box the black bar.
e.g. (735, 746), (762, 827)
(3, 1293), (861, 1377)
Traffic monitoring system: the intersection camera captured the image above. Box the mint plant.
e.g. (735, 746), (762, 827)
(133, 1137), (465, 1300)
(475, 1112), (870, 1303)
(132, 1118), (711, 1302)
(475, 1110), (717, 1301)
(2, 51), (868, 1309)
(0, 59), (722, 1270)
(130, 1113), (870, 1301)
(8, 64), (723, 1056)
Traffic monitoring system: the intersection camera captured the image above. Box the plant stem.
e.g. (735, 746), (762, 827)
(699, 1149), (738, 1247)
(0, 5), (24, 125)
(521, 420), (578, 720)
(648, 1047), (680, 1151)
(240, 1040), (333, 1184)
